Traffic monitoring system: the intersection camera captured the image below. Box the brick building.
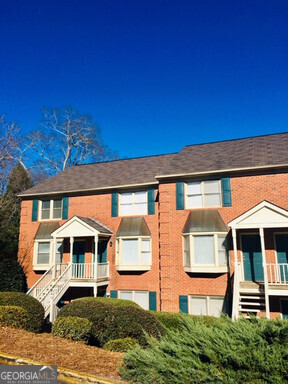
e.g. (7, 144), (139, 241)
(18, 133), (288, 321)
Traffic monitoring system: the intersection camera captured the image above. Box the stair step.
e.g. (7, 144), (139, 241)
(239, 301), (265, 306)
(239, 308), (261, 313)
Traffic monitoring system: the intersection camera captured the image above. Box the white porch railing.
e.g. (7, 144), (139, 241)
(71, 262), (109, 280)
(267, 263), (288, 285)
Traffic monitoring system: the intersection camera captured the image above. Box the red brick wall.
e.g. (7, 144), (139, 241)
(18, 171), (288, 315)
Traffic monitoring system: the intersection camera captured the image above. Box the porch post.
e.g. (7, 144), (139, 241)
(93, 235), (98, 297)
(259, 227), (270, 319)
(52, 236), (57, 279)
(232, 228), (239, 320)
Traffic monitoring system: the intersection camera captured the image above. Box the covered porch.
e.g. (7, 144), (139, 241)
(229, 201), (288, 319)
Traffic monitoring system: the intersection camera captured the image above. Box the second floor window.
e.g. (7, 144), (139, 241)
(41, 199), (62, 220)
(186, 180), (221, 208)
(119, 191), (147, 216)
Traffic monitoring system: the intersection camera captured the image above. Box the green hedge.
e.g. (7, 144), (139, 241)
(75, 296), (140, 307)
(103, 337), (139, 352)
(121, 316), (288, 383)
(0, 259), (27, 292)
(57, 297), (163, 346)
(52, 316), (93, 344)
(0, 292), (44, 333)
(0, 306), (29, 330)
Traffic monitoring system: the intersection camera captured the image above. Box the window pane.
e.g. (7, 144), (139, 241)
(121, 193), (133, 204)
(184, 236), (191, 267)
(194, 236), (214, 264)
(56, 242), (63, 264)
(37, 242), (50, 264)
(218, 237), (227, 265)
(122, 239), (138, 264)
(204, 180), (220, 193)
(187, 182), (201, 195)
(190, 297), (207, 315)
(205, 194), (221, 207)
(53, 208), (62, 219)
(210, 297), (224, 317)
(54, 199), (62, 208)
(135, 202), (147, 214)
(134, 191), (147, 203)
(41, 210), (50, 220)
(142, 239), (150, 252)
(119, 291), (133, 301)
(42, 200), (50, 210)
(134, 291), (149, 310)
(121, 204), (133, 215)
(187, 195), (202, 208)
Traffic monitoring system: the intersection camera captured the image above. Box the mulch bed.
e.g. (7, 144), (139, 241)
(0, 326), (124, 380)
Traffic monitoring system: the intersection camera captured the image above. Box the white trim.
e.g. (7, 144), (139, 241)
(20, 182), (158, 198)
(116, 236), (152, 270)
(183, 232), (228, 273)
(185, 180), (222, 209)
(119, 191), (148, 216)
(39, 198), (62, 221)
(188, 295), (226, 317)
(33, 239), (63, 270)
(51, 216), (100, 238)
(229, 201), (288, 229)
(118, 290), (149, 310)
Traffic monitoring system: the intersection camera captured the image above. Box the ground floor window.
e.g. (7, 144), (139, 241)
(281, 299), (288, 320)
(34, 240), (63, 269)
(189, 295), (225, 317)
(119, 290), (149, 310)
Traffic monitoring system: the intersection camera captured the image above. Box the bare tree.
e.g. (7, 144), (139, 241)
(0, 115), (21, 194)
(27, 106), (117, 176)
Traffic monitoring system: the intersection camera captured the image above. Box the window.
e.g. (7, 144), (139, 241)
(119, 192), (147, 216)
(186, 180), (221, 208)
(119, 290), (149, 310)
(183, 233), (228, 273)
(190, 295), (225, 317)
(116, 237), (151, 270)
(40, 199), (62, 220)
(34, 240), (63, 269)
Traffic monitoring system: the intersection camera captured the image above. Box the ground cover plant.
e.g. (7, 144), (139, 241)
(120, 315), (288, 383)
(57, 297), (164, 346)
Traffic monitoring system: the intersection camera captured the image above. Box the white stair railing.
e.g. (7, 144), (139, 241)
(27, 265), (54, 299)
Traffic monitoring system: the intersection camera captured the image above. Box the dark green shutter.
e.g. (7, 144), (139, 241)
(111, 193), (118, 217)
(32, 199), (38, 221)
(221, 178), (232, 207)
(62, 197), (69, 219)
(148, 189), (155, 215)
(179, 295), (188, 313)
(149, 291), (157, 311)
(176, 182), (184, 210)
(110, 290), (118, 298)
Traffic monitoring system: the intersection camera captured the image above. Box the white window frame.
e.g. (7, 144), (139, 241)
(119, 290), (149, 310)
(119, 191), (148, 216)
(33, 240), (63, 270)
(116, 236), (152, 271)
(39, 199), (62, 221)
(183, 232), (228, 273)
(185, 180), (222, 209)
(189, 295), (225, 317)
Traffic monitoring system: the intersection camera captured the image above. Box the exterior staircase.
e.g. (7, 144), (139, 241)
(27, 263), (72, 322)
(238, 285), (266, 318)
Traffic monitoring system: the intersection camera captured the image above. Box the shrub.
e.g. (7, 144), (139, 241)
(57, 297), (163, 346)
(120, 316), (288, 383)
(0, 259), (27, 292)
(75, 296), (140, 307)
(103, 337), (139, 352)
(0, 306), (29, 330)
(0, 292), (44, 333)
(52, 316), (93, 344)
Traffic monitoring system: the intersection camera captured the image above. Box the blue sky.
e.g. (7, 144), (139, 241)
(1, 0), (288, 158)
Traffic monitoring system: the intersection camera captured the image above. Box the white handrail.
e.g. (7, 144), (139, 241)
(27, 264), (54, 297)
(267, 263), (288, 284)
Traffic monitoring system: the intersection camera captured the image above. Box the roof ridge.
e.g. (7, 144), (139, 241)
(182, 131), (288, 149)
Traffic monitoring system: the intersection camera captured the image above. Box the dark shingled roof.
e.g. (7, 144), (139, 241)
(20, 132), (288, 197)
(159, 133), (288, 177)
(20, 153), (176, 196)
(76, 216), (112, 234)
